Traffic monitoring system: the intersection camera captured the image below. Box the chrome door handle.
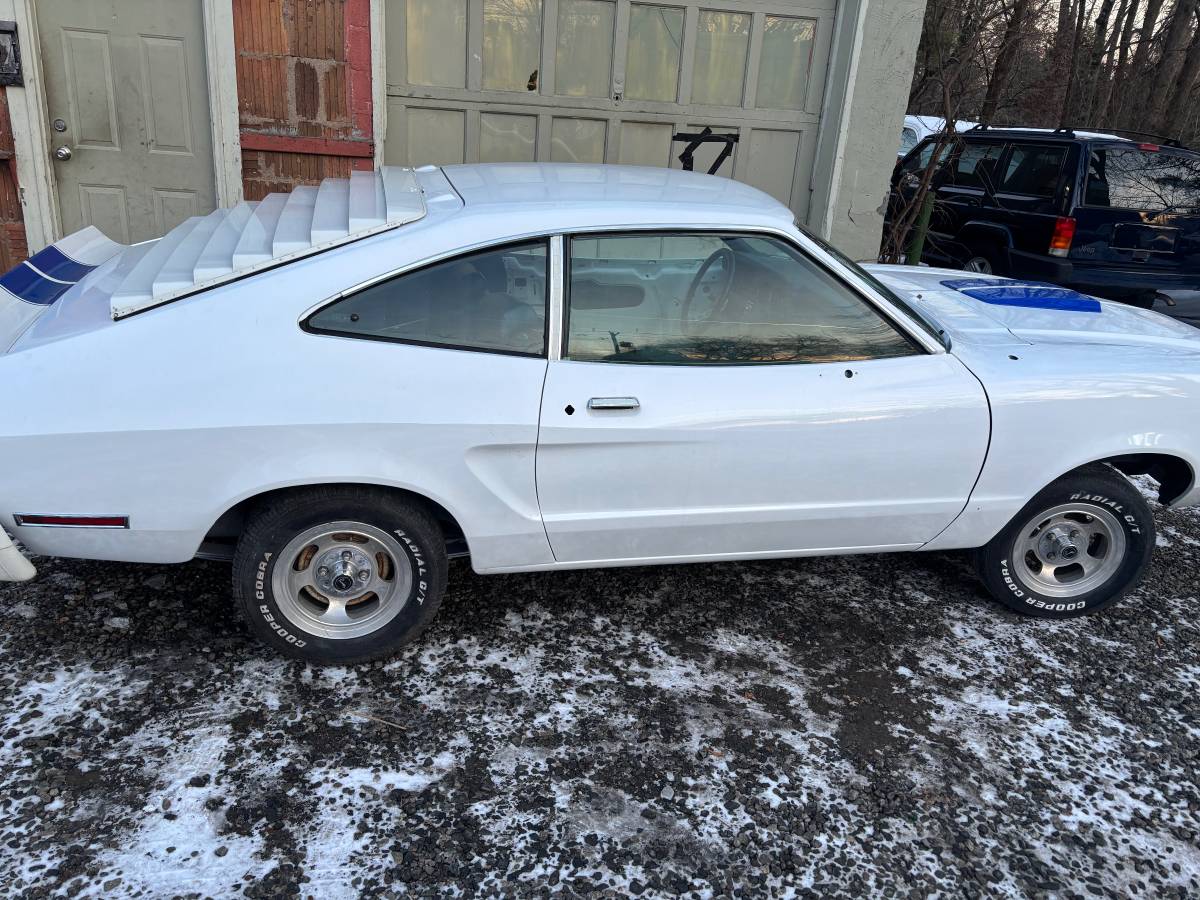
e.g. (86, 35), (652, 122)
(588, 396), (640, 410)
(54, 145), (73, 161)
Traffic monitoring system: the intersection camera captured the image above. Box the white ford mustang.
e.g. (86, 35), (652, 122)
(2, 164), (1198, 664)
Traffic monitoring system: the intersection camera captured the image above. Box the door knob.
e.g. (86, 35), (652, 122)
(588, 397), (640, 410)
(54, 146), (72, 161)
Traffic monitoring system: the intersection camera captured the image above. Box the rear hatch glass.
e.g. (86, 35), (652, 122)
(1080, 146), (1200, 270)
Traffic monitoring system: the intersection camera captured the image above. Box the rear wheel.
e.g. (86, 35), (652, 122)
(974, 465), (1154, 618)
(961, 242), (1007, 277)
(233, 487), (447, 664)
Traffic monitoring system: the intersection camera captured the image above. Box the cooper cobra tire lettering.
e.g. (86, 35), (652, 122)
(999, 559), (1025, 598)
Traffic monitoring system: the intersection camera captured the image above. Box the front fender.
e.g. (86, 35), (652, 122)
(924, 342), (1200, 551)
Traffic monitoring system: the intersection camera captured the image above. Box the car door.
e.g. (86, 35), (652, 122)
(989, 141), (1073, 261)
(929, 140), (1007, 260)
(534, 230), (991, 565)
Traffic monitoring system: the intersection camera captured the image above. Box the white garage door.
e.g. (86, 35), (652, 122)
(383, 0), (835, 220)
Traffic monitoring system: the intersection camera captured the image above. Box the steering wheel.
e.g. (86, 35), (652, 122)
(681, 248), (736, 335)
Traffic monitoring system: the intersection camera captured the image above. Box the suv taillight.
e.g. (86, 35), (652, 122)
(1049, 216), (1075, 257)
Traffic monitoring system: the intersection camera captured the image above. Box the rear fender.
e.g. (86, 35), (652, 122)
(959, 221), (1014, 249)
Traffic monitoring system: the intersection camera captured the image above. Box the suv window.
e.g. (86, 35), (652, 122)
(306, 241), (548, 355)
(566, 233), (918, 365)
(899, 126), (920, 156)
(999, 144), (1067, 197)
(900, 138), (951, 176)
(1085, 147), (1200, 212)
(951, 142), (1003, 189)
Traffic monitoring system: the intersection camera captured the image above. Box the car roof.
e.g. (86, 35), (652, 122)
(440, 163), (794, 228)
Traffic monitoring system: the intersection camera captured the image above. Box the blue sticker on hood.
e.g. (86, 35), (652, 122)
(940, 278), (1102, 313)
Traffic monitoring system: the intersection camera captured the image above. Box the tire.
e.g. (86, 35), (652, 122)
(232, 487), (447, 664)
(974, 464), (1154, 619)
(961, 243), (1007, 277)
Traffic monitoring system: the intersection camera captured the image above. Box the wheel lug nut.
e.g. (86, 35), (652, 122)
(1070, 530), (1080, 540)
(317, 566), (329, 577)
(341, 550), (352, 561)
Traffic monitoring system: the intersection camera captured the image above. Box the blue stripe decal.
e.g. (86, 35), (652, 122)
(941, 278), (1102, 313)
(26, 245), (95, 283)
(0, 262), (75, 306)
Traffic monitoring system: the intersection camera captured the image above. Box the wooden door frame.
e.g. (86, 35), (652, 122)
(0, 0), (243, 252)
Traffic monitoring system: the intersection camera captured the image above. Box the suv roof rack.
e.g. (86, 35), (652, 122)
(966, 123), (1187, 149)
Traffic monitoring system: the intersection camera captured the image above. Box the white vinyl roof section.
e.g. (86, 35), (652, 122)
(108, 167), (426, 319)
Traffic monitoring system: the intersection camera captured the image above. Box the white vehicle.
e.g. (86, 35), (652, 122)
(899, 115), (979, 156)
(2, 164), (1198, 664)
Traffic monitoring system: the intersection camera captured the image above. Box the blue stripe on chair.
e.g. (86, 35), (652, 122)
(26, 245), (96, 283)
(0, 262), (75, 306)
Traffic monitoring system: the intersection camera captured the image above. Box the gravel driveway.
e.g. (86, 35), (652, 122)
(2, 484), (1199, 898)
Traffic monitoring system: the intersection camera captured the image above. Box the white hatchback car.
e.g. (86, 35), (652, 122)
(2, 164), (1198, 664)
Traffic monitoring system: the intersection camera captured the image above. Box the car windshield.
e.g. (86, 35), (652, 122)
(1085, 147), (1200, 213)
(798, 226), (950, 349)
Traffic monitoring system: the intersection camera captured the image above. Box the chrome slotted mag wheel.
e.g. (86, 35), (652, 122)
(271, 521), (412, 640)
(1012, 503), (1126, 598)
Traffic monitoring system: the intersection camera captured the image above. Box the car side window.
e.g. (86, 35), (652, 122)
(900, 139), (948, 176)
(565, 233), (919, 365)
(998, 144), (1067, 197)
(950, 143), (1003, 190)
(306, 241), (548, 356)
(899, 127), (919, 156)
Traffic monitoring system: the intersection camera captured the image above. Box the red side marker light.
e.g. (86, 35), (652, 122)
(1049, 216), (1076, 258)
(14, 514), (129, 528)
(1138, 143), (1160, 152)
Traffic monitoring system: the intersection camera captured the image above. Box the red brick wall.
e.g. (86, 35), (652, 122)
(0, 89), (29, 269)
(234, 0), (374, 200)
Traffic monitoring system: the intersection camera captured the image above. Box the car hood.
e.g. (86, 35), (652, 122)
(866, 264), (1200, 353)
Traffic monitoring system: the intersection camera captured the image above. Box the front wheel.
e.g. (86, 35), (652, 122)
(233, 487), (447, 664)
(974, 464), (1154, 618)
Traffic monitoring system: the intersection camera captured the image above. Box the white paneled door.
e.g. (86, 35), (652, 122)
(37, 1), (218, 243)
(384, 0), (834, 220)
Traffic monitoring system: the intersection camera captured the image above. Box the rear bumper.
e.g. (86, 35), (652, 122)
(1007, 249), (1073, 283)
(0, 527), (36, 582)
(1008, 250), (1200, 299)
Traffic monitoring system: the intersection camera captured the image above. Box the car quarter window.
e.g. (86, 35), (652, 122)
(306, 241), (548, 355)
(565, 233), (920, 365)
(998, 144), (1067, 197)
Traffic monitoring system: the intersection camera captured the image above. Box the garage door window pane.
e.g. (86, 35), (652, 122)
(626, 5), (684, 102)
(483, 0), (543, 92)
(407, 0), (467, 88)
(480, 112), (537, 162)
(693, 11), (750, 106)
(556, 0), (615, 97)
(567, 234), (917, 364)
(551, 117), (607, 163)
(757, 16), (815, 110)
(307, 242), (548, 356)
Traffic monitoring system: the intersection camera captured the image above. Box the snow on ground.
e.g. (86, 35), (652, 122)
(0, 496), (1199, 897)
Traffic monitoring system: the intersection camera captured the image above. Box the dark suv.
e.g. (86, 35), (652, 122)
(888, 126), (1200, 306)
